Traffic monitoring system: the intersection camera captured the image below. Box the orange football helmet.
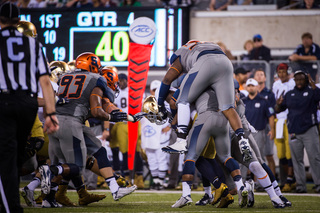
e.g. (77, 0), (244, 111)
(101, 66), (120, 93)
(75, 52), (101, 73)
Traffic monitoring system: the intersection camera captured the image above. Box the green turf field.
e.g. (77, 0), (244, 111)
(21, 190), (320, 213)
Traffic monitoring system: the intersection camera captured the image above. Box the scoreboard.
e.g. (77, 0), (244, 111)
(19, 7), (189, 68)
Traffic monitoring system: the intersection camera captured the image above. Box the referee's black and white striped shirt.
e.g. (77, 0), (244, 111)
(0, 26), (50, 94)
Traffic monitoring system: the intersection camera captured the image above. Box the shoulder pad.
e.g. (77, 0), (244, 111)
(170, 53), (180, 65)
(96, 77), (115, 103)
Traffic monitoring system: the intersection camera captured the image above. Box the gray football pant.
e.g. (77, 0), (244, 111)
(177, 54), (235, 111)
(186, 111), (231, 163)
(49, 115), (101, 173)
(289, 125), (320, 191)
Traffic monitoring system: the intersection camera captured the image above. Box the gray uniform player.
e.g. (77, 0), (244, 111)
(47, 53), (138, 206)
(226, 88), (290, 208)
(158, 41), (252, 164)
(172, 87), (248, 208)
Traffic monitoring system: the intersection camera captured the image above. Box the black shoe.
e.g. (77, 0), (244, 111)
(271, 200), (285, 208)
(295, 188), (307, 193)
(195, 193), (213, 206)
(279, 195), (292, 207)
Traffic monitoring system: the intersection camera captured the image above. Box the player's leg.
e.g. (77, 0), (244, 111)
(302, 126), (320, 192)
(83, 125), (137, 200)
(233, 134), (285, 208)
(134, 124), (144, 189)
(172, 115), (213, 208)
(110, 123), (121, 174)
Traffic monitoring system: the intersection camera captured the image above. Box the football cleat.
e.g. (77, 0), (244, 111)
(281, 183), (292, 192)
(35, 192), (46, 204)
(134, 174), (145, 189)
(113, 185), (137, 201)
(238, 136), (252, 162)
(217, 193), (234, 208)
(195, 193), (214, 206)
(21, 186), (36, 207)
(171, 195), (192, 208)
(162, 138), (187, 154)
(55, 185), (76, 207)
(39, 165), (51, 194)
(77, 188), (106, 206)
(211, 183), (228, 206)
(42, 191), (62, 208)
(42, 199), (62, 208)
(245, 179), (255, 207)
(238, 186), (248, 208)
(115, 174), (130, 187)
(271, 199), (286, 208)
(279, 195), (292, 207)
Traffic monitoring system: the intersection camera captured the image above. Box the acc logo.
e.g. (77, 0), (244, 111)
(143, 125), (156, 137)
(129, 17), (156, 45)
(255, 103), (261, 108)
(131, 25), (154, 38)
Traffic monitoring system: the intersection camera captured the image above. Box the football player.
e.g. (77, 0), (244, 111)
(45, 52), (143, 207)
(158, 41), (252, 165)
(109, 72), (145, 188)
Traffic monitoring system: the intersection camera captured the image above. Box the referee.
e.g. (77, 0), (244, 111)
(0, 3), (59, 212)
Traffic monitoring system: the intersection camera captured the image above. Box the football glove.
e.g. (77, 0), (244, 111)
(130, 112), (147, 122)
(56, 96), (69, 105)
(158, 105), (168, 120)
(109, 109), (127, 122)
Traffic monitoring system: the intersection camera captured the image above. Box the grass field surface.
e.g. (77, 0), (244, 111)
(21, 189), (320, 213)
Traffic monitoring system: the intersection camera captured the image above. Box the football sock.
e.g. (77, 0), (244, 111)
(106, 176), (119, 193)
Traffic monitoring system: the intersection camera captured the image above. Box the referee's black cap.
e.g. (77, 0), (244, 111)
(0, 2), (20, 19)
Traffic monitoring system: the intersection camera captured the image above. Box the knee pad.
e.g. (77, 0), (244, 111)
(224, 158), (239, 173)
(287, 159), (293, 167)
(182, 160), (195, 175)
(279, 158), (288, 165)
(248, 161), (266, 178)
(86, 156), (95, 170)
(93, 147), (111, 169)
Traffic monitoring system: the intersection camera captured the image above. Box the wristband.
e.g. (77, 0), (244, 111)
(46, 112), (56, 116)
(104, 128), (110, 131)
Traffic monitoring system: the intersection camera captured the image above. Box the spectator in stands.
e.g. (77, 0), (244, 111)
(275, 70), (320, 193)
(234, 67), (250, 95)
(249, 34), (271, 62)
(289, 32), (320, 81)
(18, 0), (30, 8)
(28, 0), (46, 7)
(272, 63), (296, 192)
(254, 69), (277, 176)
(216, 41), (235, 60)
(65, 0), (93, 7)
(241, 39), (254, 61)
(92, 0), (104, 7)
(120, 0), (141, 6)
(209, 0), (232, 11)
(300, 0), (320, 8)
(103, 0), (117, 7)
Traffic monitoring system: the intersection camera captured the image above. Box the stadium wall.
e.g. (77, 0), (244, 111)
(190, 10), (320, 52)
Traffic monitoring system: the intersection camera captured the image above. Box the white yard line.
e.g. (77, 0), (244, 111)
(28, 188), (320, 196)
